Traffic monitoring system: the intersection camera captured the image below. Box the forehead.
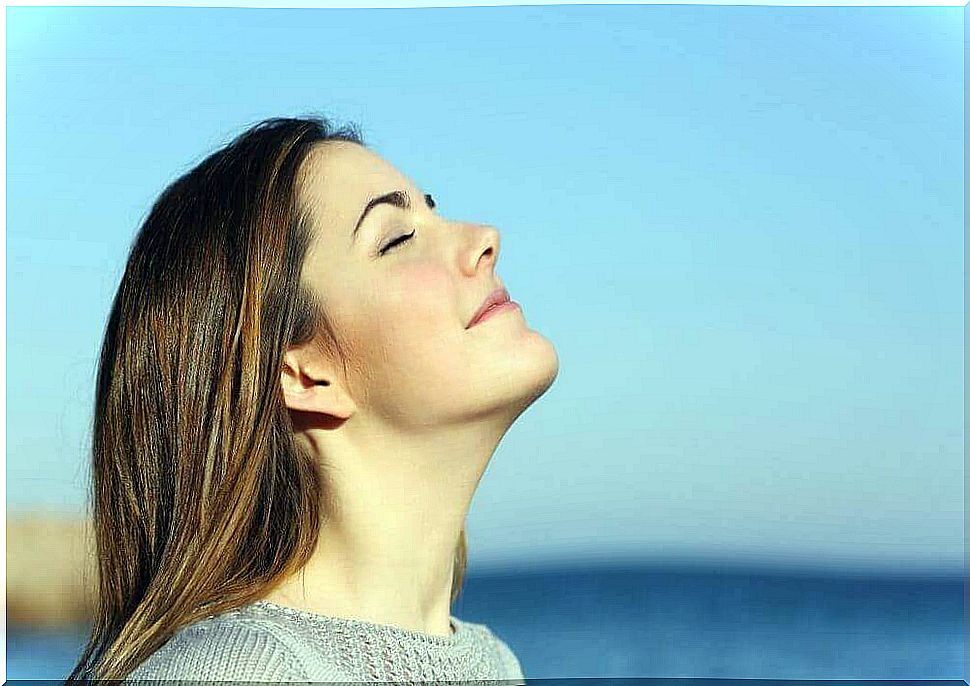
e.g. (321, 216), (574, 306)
(298, 141), (411, 240)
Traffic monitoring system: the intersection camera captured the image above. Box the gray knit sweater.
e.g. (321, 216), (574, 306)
(124, 600), (525, 682)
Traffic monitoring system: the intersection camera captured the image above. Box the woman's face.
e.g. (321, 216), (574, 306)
(293, 141), (559, 432)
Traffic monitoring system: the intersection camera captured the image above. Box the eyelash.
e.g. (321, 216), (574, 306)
(379, 230), (415, 255)
(377, 194), (435, 256)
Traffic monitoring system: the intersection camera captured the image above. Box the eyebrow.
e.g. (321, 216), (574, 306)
(351, 190), (434, 242)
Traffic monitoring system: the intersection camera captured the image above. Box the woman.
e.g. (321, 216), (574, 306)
(66, 116), (559, 682)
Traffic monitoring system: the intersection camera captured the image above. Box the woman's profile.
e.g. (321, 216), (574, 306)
(66, 116), (559, 682)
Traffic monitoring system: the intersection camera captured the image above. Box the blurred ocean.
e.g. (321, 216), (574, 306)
(6, 563), (964, 679)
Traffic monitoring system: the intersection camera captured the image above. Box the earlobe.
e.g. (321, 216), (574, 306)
(279, 366), (323, 414)
(279, 363), (354, 420)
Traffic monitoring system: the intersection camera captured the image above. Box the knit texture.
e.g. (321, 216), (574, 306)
(125, 599), (525, 683)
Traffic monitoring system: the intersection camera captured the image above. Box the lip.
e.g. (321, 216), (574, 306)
(470, 300), (520, 327)
(466, 287), (512, 328)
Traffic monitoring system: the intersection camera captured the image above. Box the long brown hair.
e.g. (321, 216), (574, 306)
(67, 116), (469, 681)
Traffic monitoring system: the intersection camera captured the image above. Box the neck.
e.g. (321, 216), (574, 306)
(264, 416), (509, 638)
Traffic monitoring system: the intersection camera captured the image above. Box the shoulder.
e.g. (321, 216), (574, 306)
(125, 612), (312, 681)
(457, 618), (526, 681)
(487, 627), (526, 681)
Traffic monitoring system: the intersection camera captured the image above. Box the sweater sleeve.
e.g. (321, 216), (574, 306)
(124, 620), (310, 682)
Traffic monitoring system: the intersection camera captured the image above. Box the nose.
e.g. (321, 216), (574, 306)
(461, 223), (501, 276)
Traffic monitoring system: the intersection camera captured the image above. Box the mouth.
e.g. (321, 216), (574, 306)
(468, 300), (520, 328)
(466, 287), (513, 329)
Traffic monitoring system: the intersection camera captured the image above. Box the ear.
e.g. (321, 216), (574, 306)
(280, 345), (356, 421)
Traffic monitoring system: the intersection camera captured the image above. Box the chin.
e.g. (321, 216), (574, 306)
(526, 338), (560, 400)
(502, 333), (560, 410)
(455, 331), (559, 422)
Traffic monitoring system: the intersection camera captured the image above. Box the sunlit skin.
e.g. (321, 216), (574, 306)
(264, 141), (559, 637)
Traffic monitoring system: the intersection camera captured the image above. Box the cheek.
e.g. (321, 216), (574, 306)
(380, 264), (453, 326)
(356, 264), (457, 367)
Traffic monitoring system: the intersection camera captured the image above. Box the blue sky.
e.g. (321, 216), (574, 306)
(6, 4), (964, 573)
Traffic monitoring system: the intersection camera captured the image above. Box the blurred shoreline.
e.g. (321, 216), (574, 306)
(7, 511), (97, 628)
(7, 510), (964, 631)
(6, 534), (964, 678)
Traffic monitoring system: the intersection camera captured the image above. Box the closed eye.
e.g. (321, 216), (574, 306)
(379, 230), (415, 255)
(375, 192), (434, 257)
